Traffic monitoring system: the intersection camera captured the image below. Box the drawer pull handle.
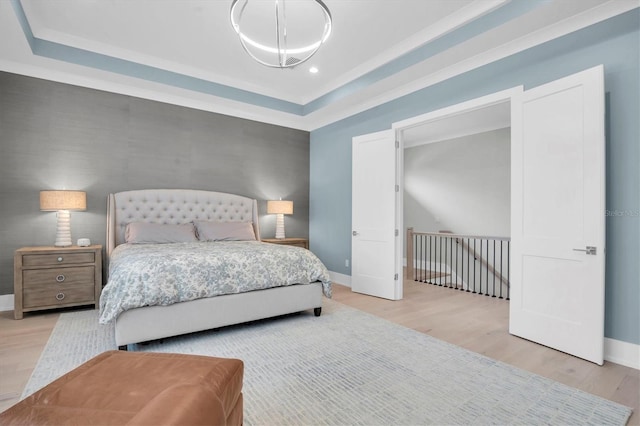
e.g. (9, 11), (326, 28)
(56, 292), (65, 301)
(57, 257), (63, 262)
(55, 274), (66, 283)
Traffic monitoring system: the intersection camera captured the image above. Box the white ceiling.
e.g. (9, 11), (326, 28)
(403, 101), (511, 147)
(0, 0), (637, 131)
(18, 0), (479, 104)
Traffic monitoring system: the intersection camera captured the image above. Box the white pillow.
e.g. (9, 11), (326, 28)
(194, 221), (256, 241)
(125, 222), (198, 244)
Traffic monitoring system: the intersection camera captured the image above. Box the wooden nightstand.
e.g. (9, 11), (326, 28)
(262, 238), (309, 249)
(14, 245), (102, 319)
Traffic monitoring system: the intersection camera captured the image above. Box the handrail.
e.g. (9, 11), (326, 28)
(411, 230), (510, 242)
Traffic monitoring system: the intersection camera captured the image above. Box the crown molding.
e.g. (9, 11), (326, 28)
(301, 1), (639, 130)
(3, 1), (637, 132)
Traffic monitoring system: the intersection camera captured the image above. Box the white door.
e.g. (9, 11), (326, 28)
(510, 65), (605, 364)
(352, 129), (401, 300)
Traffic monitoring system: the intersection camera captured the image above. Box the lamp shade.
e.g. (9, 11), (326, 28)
(267, 200), (293, 215)
(40, 190), (86, 211)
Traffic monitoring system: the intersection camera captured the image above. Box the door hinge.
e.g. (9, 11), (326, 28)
(395, 229), (399, 237)
(395, 140), (399, 148)
(395, 184), (399, 192)
(394, 273), (399, 280)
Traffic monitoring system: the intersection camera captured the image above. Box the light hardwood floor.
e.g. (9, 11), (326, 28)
(0, 309), (59, 413)
(1, 280), (638, 424)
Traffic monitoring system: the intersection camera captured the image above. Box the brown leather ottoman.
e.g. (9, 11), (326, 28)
(0, 350), (244, 425)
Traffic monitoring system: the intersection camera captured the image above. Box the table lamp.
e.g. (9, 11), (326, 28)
(40, 190), (87, 247)
(267, 200), (293, 239)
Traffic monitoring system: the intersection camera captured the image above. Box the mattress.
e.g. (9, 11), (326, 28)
(100, 241), (332, 324)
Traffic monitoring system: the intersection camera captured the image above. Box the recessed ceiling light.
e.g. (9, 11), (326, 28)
(309, 66), (319, 74)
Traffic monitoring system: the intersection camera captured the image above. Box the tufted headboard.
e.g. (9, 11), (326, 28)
(106, 189), (260, 258)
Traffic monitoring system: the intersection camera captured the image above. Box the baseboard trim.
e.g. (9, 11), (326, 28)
(0, 294), (14, 313)
(329, 271), (351, 288)
(605, 337), (640, 370)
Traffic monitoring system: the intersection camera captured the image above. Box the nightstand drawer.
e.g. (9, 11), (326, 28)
(23, 283), (95, 308)
(14, 245), (103, 319)
(22, 252), (95, 267)
(22, 266), (95, 288)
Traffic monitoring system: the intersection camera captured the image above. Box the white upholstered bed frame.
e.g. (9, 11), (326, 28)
(106, 189), (323, 349)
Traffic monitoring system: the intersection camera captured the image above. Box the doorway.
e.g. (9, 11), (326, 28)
(398, 93), (513, 333)
(354, 66), (606, 364)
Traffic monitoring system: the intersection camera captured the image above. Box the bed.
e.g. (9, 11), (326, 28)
(101, 189), (331, 349)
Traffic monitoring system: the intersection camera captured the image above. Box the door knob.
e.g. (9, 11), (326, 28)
(352, 231), (359, 236)
(573, 246), (597, 255)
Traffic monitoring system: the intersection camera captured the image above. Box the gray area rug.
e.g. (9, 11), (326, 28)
(24, 299), (632, 425)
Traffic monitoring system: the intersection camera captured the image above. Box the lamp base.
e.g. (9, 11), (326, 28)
(54, 210), (73, 247)
(274, 213), (286, 239)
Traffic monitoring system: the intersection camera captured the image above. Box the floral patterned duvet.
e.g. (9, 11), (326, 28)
(99, 241), (332, 324)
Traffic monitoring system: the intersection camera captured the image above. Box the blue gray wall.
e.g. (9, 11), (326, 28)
(310, 10), (640, 345)
(0, 72), (310, 295)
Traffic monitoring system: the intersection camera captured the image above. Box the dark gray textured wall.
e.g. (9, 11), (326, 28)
(0, 71), (310, 295)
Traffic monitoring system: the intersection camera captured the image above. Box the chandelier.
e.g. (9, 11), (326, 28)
(230, 0), (332, 69)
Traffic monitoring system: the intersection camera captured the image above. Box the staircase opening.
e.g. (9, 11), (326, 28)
(401, 101), (511, 306)
(406, 229), (510, 299)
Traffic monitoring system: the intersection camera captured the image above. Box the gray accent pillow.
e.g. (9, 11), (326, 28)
(125, 222), (198, 244)
(194, 221), (256, 241)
